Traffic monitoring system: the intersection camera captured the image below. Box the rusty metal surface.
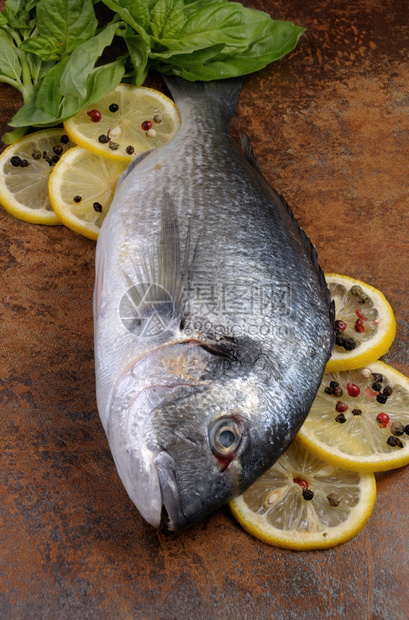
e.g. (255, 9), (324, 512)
(1, 1), (408, 618)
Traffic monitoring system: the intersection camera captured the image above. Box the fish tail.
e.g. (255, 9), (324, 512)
(163, 76), (245, 121)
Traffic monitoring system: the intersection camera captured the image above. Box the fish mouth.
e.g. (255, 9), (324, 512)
(154, 451), (188, 531)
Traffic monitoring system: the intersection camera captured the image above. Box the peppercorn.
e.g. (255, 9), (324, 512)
(361, 368), (372, 379)
(354, 320), (365, 333)
(334, 320), (347, 332)
(31, 149), (41, 160)
(383, 385), (393, 396)
(293, 477), (309, 489)
(376, 393), (388, 404)
(87, 109), (102, 122)
(109, 103), (119, 112)
(10, 155), (22, 167)
(372, 373), (383, 383)
(141, 120), (153, 131)
(146, 128), (157, 138)
(343, 337), (356, 351)
(332, 386), (343, 397)
(98, 134), (109, 143)
(327, 492), (341, 507)
(109, 141), (119, 150)
(53, 145), (63, 156)
(302, 489), (314, 500)
(325, 387), (333, 394)
(93, 202), (103, 213)
(60, 135), (69, 144)
(330, 381), (340, 389)
(352, 408), (362, 416)
(336, 335), (345, 347)
(126, 145), (134, 155)
(391, 422), (405, 436)
(372, 382), (382, 392)
(405, 425), (409, 436)
(335, 401), (348, 413)
(73, 196), (82, 203)
(153, 113), (162, 123)
(347, 383), (360, 397)
(376, 412), (389, 428)
(335, 413), (347, 423)
(350, 285), (369, 303)
(51, 155), (60, 163)
(386, 436), (404, 448)
(20, 159), (29, 167)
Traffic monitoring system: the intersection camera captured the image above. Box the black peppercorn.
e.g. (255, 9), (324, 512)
(10, 156), (22, 167)
(386, 436), (404, 448)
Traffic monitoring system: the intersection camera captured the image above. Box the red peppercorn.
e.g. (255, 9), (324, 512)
(141, 120), (153, 131)
(355, 309), (367, 320)
(87, 109), (102, 122)
(293, 477), (308, 489)
(335, 401), (348, 412)
(354, 319), (365, 333)
(376, 412), (390, 428)
(335, 320), (347, 332)
(346, 383), (360, 397)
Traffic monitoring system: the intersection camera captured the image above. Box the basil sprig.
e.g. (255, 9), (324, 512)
(0, 0), (304, 144)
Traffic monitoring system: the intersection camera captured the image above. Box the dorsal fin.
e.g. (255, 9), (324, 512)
(272, 187), (335, 337)
(240, 133), (261, 174)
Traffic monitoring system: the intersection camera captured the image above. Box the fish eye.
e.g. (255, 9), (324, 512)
(209, 418), (242, 457)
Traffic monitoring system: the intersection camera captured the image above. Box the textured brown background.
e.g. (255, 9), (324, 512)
(1, 1), (409, 618)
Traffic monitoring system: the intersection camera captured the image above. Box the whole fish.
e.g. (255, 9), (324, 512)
(94, 77), (334, 531)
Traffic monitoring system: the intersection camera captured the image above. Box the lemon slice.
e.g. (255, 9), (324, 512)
(298, 361), (409, 472)
(229, 439), (376, 550)
(63, 84), (181, 162)
(325, 273), (396, 373)
(0, 129), (74, 225)
(49, 146), (128, 240)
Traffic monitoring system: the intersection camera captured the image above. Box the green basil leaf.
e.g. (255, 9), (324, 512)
(0, 30), (21, 81)
(19, 34), (62, 61)
(151, 0), (184, 39)
(58, 60), (125, 119)
(26, 52), (55, 85)
(36, 0), (98, 57)
(35, 56), (69, 116)
(101, 0), (151, 43)
(78, 60), (125, 109)
(124, 34), (150, 86)
(182, 0), (227, 17)
(9, 91), (59, 127)
(60, 21), (119, 98)
(151, 3), (304, 80)
(10, 59), (125, 127)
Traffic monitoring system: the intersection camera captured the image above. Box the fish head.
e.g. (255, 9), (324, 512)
(107, 337), (306, 531)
